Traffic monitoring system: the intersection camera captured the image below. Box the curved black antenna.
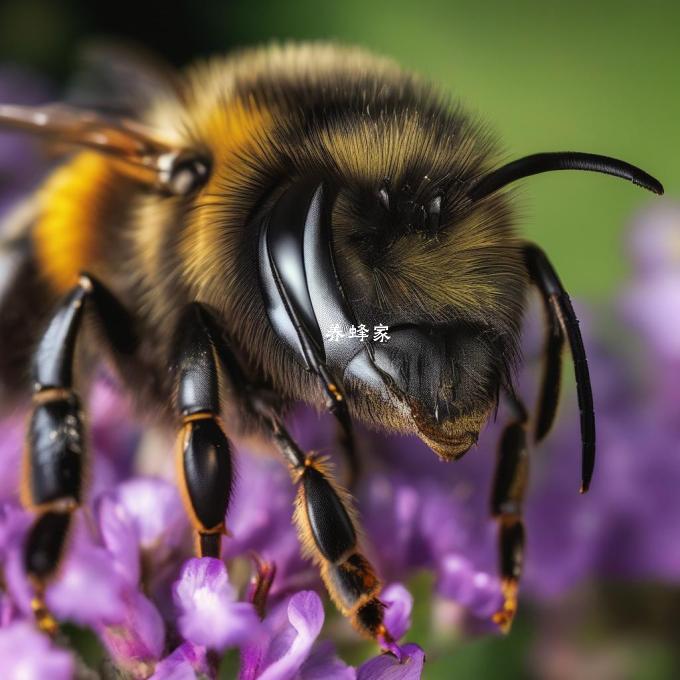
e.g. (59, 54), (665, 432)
(468, 152), (664, 200)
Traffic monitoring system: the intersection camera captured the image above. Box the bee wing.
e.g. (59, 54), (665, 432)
(66, 40), (183, 117)
(0, 103), (193, 194)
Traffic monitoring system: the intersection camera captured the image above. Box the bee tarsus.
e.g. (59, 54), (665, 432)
(490, 391), (529, 633)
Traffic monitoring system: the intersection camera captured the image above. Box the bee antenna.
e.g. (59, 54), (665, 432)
(468, 152), (664, 200)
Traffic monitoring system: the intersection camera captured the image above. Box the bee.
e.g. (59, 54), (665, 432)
(0, 43), (663, 641)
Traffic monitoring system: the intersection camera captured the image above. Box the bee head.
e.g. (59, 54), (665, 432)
(258, 172), (525, 459)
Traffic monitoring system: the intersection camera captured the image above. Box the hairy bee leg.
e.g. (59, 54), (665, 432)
(21, 274), (136, 635)
(171, 304), (234, 559)
(490, 393), (529, 634)
(523, 243), (595, 492)
(262, 413), (387, 640)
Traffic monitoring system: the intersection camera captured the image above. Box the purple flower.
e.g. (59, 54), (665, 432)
(620, 201), (680, 420)
(174, 557), (260, 651)
(99, 589), (165, 672)
(382, 583), (413, 642)
(150, 642), (210, 680)
(520, 203), (680, 595)
(358, 453), (502, 622)
(437, 555), (502, 620)
(46, 526), (131, 626)
(97, 476), (189, 586)
(240, 589), (353, 680)
(357, 644), (425, 680)
(0, 621), (74, 679)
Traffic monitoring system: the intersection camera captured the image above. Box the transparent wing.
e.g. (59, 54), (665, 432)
(65, 40), (183, 117)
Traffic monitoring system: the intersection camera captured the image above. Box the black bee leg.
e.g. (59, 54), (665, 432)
(254, 402), (387, 641)
(317, 364), (359, 487)
(490, 392), (529, 633)
(532, 273), (565, 444)
(21, 274), (136, 635)
(171, 304), (234, 559)
(523, 243), (595, 492)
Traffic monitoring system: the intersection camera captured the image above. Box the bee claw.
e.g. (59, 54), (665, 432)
(31, 594), (59, 637)
(492, 578), (518, 634)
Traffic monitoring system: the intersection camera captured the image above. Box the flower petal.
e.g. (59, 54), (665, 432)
(357, 644), (425, 680)
(47, 537), (129, 626)
(150, 642), (209, 680)
(0, 621), (74, 680)
(437, 554), (502, 619)
(298, 639), (355, 680)
(110, 477), (187, 550)
(100, 589), (165, 668)
(381, 583), (413, 642)
(97, 493), (141, 585)
(174, 557), (260, 650)
(257, 591), (325, 680)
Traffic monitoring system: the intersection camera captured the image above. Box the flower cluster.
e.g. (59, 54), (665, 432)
(0, 378), (436, 678)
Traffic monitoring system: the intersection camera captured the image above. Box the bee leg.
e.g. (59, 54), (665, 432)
(171, 304), (234, 559)
(490, 392), (529, 633)
(320, 375), (360, 488)
(22, 274), (136, 635)
(287, 351), (359, 488)
(523, 243), (595, 492)
(289, 341), (359, 487)
(532, 272), (565, 443)
(258, 408), (387, 641)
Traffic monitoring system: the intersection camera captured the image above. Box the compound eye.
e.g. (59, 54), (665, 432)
(166, 154), (211, 196)
(426, 194), (442, 233)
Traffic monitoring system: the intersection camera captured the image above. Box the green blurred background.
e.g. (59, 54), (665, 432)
(1, 1), (678, 678)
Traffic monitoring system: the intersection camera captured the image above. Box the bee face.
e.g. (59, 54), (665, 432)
(330, 180), (525, 456)
(273, 116), (524, 455)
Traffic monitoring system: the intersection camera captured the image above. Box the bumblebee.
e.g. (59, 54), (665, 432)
(0, 43), (663, 641)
